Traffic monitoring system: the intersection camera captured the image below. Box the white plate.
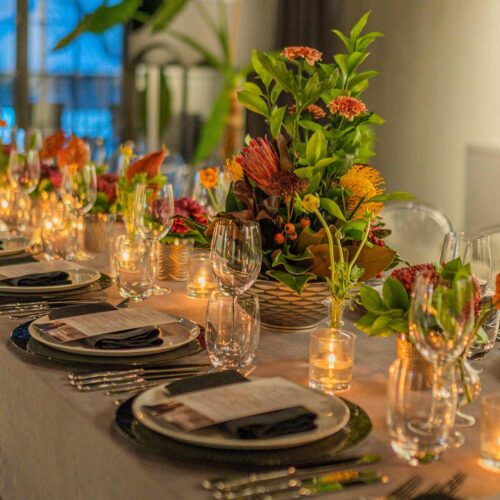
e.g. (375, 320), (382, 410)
(0, 236), (29, 257)
(0, 267), (101, 293)
(29, 314), (200, 357)
(132, 384), (350, 450)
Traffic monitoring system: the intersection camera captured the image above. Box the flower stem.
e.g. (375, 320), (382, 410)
(347, 215), (372, 278)
(314, 209), (336, 287)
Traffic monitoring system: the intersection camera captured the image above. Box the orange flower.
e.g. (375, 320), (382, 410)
(281, 46), (322, 66)
(200, 167), (219, 189)
(0, 119), (6, 127)
(57, 134), (90, 168)
(224, 157), (243, 183)
(494, 274), (500, 309)
(41, 130), (66, 161)
(305, 104), (326, 119)
(328, 96), (367, 121)
(125, 149), (166, 184)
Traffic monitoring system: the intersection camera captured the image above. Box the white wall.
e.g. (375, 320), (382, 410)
(337, 0), (500, 230)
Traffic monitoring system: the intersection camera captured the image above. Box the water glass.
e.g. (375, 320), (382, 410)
(388, 359), (457, 465)
(309, 329), (356, 394)
(41, 207), (78, 260)
(115, 235), (156, 301)
(205, 293), (260, 370)
(480, 393), (500, 471)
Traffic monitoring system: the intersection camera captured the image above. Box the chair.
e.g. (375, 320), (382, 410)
(381, 200), (453, 265)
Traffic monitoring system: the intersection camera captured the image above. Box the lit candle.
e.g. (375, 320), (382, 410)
(186, 253), (217, 298)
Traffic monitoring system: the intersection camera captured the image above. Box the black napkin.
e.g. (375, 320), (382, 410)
(4, 270), (71, 287)
(48, 303), (162, 350)
(166, 370), (318, 439)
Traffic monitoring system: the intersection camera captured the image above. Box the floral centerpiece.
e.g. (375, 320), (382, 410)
(199, 166), (227, 214)
(203, 12), (410, 329)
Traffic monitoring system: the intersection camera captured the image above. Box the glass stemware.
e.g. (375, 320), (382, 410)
(410, 271), (476, 447)
(8, 130), (42, 195)
(60, 164), (97, 261)
(134, 183), (175, 295)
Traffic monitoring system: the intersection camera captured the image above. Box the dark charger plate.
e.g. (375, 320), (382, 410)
(10, 322), (206, 369)
(113, 396), (372, 467)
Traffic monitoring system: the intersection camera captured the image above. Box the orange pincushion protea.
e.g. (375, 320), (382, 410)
(125, 149), (165, 184)
(280, 46), (322, 66)
(57, 134), (90, 168)
(200, 167), (218, 188)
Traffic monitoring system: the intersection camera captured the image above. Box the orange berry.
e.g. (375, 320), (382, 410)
(288, 232), (298, 241)
(274, 232), (285, 245)
(284, 223), (296, 235)
(300, 217), (311, 228)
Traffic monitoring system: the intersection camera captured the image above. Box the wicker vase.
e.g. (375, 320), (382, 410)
(83, 213), (116, 253)
(395, 333), (435, 387)
(156, 240), (193, 281)
(247, 279), (330, 332)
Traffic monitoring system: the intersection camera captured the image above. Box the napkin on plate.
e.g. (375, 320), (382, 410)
(166, 370), (318, 439)
(5, 271), (71, 287)
(48, 303), (162, 350)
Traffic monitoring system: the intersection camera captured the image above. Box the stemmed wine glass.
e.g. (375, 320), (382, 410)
(7, 129), (41, 195)
(409, 271), (476, 447)
(134, 183), (175, 295)
(60, 164), (97, 261)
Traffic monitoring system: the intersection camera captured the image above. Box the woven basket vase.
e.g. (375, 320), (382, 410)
(247, 279), (330, 332)
(156, 240), (192, 281)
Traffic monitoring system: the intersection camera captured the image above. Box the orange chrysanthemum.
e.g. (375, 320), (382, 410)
(200, 167), (219, 189)
(280, 46), (322, 66)
(224, 157), (243, 183)
(41, 130), (66, 161)
(305, 104), (326, 119)
(494, 273), (500, 310)
(339, 164), (385, 219)
(57, 134), (90, 169)
(328, 96), (367, 121)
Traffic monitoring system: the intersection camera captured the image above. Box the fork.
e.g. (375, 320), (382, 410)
(423, 472), (466, 496)
(371, 475), (423, 500)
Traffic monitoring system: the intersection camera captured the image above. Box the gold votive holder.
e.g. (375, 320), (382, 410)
(309, 328), (356, 394)
(186, 251), (217, 298)
(480, 393), (500, 472)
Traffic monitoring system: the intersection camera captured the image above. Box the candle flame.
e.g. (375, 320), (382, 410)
(197, 276), (206, 288)
(327, 353), (337, 364)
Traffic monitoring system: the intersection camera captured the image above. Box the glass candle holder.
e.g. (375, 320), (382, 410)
(186, 251), (217, 298)
(41, 206), (78, 260)
(480, 393), (500, 472)
(309, 328), (356, 394)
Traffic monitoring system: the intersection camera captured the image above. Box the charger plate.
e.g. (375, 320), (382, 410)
(114, 396), (372, 467)
(0, 236), (29, 257)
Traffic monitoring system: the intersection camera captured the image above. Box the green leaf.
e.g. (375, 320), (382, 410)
(306, 130), (326, 165)
(357, 31), (384, 52)
(359, 285), (385, 314)
(320, 198), (346, 221)
(268, 270), (316, 294)
(370, 315), (393, 336)
(332, 29), (351, 51)
(347, 51), (369, 73)
(259, 53), (297, 94)
(54, 0), (142, 50)
(389, 317), (409, 333)
(355, 313), (377, 331)
(348, 70), (379, 88)
(270, 106), (286, 138)
(382, 277), (410, 311)
(367, 191), (414, 203)
(306, 172), (322, 194)
(367, 113), (385, 125)
(192, 83), (232, 165)
(150, 0), (190, 32)
(315, 157), (336, 168)
(334, 54), (348, 80)
(242, 82), (263, 95)
(298, 119), (324, 133)
(270, 83), (283, 104)
(272, 251), (311, 275)
(252, 50), (273, 88)
(350, 11), (371, 42)
(294, 167), (315, 179)
(238, 90), (269, 117)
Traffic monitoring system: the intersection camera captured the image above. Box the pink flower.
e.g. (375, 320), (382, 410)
(171, 197), (208, 235)
(280, 46), (322, 66)
(327, 96), (367, 121)
(391, 264), (438, 295)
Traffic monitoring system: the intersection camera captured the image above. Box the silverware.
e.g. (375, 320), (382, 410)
(0, 299), (104, 314)
(374, 475), (423, 500)
(203, 455), (381, 492)
(422, 472), (466, 496)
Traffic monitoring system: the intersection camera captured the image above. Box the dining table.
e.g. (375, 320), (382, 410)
(0, 252), (500, 500)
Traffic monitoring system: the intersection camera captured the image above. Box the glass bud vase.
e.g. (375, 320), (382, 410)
(323, 297), (347, 329)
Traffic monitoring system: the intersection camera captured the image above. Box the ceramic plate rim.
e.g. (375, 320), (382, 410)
(0, 267), (101, 293)
(29, 314), (200, 357)
(0, 236), (30, 257)
(132, 384), (351, 450)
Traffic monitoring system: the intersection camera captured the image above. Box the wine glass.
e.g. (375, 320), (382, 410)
(410, 271), (476, 447)
(134, 183), (175, 294)
(7, 131), (41, 195)
(60, 164), (97, 261)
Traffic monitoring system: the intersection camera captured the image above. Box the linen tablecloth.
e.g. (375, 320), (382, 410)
(1, 272), (500, 499)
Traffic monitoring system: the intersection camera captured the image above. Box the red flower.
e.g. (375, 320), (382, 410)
(97, 173), (119, 205)
(391, 264), (438, 295)
(328, 96), (367, 121)
(40, 162), (62, 189)
(126, 149), (165, 184)
(171, 197), (208, 235)
(281, 46), (322, 66)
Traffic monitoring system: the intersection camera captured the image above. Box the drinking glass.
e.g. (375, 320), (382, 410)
(480, 393), (500, 471)
(1, 187), (31, 236)
(41, 207), (78, 260)
(134, 183), (175, 295)
(388, 359), (457, 465)
(8, 148), (41, 194)
(410, 271), (476, 445)
(115, 234), (156, 302)
(60, 164), (97, 261)
(205, 292), (259, 370)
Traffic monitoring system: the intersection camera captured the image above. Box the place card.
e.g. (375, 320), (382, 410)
(147, 378), (328, 431)
(0, 260), (80, 279)
(36, 308), (177, 343)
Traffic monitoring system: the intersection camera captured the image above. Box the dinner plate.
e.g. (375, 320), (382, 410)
(0, 267), (101, 293)
(132, 383), (350, 450)
(29, 314), (200, 358)
(0, 236), (29, 257)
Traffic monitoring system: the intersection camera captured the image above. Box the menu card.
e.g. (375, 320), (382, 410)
(37, 308), (177, 343)
(146, 378), (329, 431)
(0, 260), (80, 279)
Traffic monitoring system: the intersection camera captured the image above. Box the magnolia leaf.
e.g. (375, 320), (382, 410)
(367, 113), (385, 125)
(272, 250), (311, 275)
(334, 54), (349, 80)
(320, 198), (346, 221)
(270, 106), (286, 139)
(389, 317), (409, 333)
(238, 90), (269, 117)
(347, 245), (397, 281)
(268, 270), (317, 294)
(367, 191), (414, 203)
(382, 277), (410, 311)
(306, 172), (322, 194)
(297, 227), (326, 252)
(348, 70), (379, 88)
(332, 29), (352, 51)
(306, 244), (348, 278)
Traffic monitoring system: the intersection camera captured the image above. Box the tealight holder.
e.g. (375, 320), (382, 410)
(41, 206), (78, 260)
(309, 328), (356, 394)
(480, 393), (500, 472)
(186, 251), (217, 298)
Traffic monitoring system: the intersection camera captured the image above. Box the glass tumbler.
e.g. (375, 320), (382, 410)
(41, 207), (78, 260)
(115, 234), (156, 301)
(387, 359), (457, 465)
(205, 293), (260, 370)
(309, 329), (356, 394)
(480, 393), (500, 471)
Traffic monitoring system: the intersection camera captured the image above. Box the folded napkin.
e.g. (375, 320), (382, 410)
(48, 303), (162, 350)
(5, 270), (71, 287)
(166, 370), (318, 439)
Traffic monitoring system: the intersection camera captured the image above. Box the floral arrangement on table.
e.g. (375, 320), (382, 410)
(198, 12), (411, 327)
(199, 166), (228, 214)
